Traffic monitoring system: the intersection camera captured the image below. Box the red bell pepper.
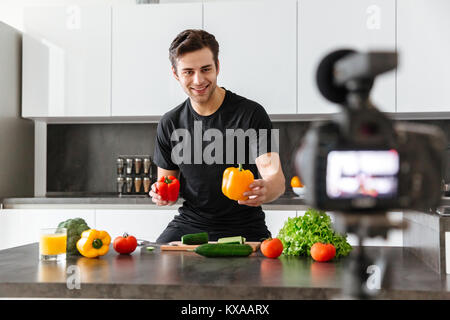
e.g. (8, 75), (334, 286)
(155, 175), (180, 202)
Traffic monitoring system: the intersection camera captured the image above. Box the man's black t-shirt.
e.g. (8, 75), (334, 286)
(153, 89), (277, 241)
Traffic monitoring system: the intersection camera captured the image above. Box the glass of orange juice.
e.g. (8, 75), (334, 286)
(39, 228), (67, 261)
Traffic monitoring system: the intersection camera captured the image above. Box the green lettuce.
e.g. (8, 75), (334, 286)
(277, 208), (352, 258)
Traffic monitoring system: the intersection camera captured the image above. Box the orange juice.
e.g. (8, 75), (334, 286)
(40, 233), (67, 255)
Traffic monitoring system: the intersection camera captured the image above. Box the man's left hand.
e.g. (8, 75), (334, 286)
(238, 179), (267, 207)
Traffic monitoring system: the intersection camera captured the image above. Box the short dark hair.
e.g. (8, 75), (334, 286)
(169, 29), (219, 72)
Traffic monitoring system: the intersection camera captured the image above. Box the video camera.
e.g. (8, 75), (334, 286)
(295, 49), (447, 213)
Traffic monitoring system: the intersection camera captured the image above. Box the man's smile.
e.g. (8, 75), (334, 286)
(191, 84), (209, 94)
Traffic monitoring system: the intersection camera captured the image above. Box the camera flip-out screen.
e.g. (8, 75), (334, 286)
(326, 150), (399, 199)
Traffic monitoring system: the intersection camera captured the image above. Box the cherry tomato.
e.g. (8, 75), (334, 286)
(113, 232), (138, 254)
(260, 238), (284, 259)
(310, 243), (336, 262)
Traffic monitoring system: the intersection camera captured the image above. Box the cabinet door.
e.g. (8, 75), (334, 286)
(203, 0), (297, 115)
(111, 4), (202, 116)
(298, 0), (396, 114)
(95, 210), (177, 242)
(0, 211), (21, 250)
(264, 210), (297, 237)
(339, 211), (403, 246)
(397, 0), (450, 112)
(22, 5), (111, 117)
(0, 209), (95, 250)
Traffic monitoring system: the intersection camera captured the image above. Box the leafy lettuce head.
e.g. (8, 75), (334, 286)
(277, 208), (352, 258)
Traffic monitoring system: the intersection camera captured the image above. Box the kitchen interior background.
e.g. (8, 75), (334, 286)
(47, 119), (450, 195)
(2, 0), (449, 196)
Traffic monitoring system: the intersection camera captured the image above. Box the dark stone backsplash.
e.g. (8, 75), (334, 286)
(47, 120), (450, 194)
(47, 124), (157, 193)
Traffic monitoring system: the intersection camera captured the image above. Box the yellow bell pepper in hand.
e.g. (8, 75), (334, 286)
(76, 229), (111, 258)
(222, 163), (254, 201)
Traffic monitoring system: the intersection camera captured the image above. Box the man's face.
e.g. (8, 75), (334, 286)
(172, 47), (219, 105)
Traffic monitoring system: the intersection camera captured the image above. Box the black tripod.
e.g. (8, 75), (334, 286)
(332, 211), (406, 299)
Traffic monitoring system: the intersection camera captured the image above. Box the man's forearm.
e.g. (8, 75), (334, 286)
(254, 152), (286, 204)
(157, 167), (180, 180)
(263, 177), (286, 203)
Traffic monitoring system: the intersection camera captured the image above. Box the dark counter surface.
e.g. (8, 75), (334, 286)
(0, 243), (448, 299)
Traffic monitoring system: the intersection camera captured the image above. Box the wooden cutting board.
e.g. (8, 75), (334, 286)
(160, 241), (261, 252)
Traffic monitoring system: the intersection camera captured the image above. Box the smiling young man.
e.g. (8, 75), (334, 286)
(150, 29), (286, 243)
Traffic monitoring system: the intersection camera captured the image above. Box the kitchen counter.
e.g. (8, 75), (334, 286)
(1, 194), (310, 211)
(4, 195), (450, 211)
(0, 243), (448, 299)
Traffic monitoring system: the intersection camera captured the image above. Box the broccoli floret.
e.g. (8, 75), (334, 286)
(57, 218), (90, 255)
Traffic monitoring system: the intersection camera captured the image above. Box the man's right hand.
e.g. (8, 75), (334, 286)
(149, 182), (177, 206)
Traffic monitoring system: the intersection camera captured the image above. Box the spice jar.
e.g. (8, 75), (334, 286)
(134, 176), (142, 193)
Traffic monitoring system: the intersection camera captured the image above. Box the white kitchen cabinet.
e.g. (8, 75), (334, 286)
(397, 0), (450, 112)
(111, 4), (202, 116)
(264, 210), (298, 237)
(203, 0), (297, 115)
(0, 211), (21, 250)
(22, 5), (111, 117)
(298, 0), (396, 114)
(0, 209), (95, 250)
(344, 212), (403, 246)
(95, 209), (177, 242)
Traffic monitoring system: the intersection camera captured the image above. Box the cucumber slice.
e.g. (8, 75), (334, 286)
(217, 236), (246, 244)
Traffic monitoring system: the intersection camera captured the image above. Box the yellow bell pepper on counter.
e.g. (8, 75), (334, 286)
(76, 229), (111, 258)
(222, 163), (254, 201)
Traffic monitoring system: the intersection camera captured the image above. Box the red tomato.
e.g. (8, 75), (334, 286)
(113, 233), (138, 254)
(310, 243), (336, 262)
(260, 238), (284, 259)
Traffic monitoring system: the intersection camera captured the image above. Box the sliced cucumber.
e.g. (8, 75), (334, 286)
(194, 243), (253, 257)
(181, 232), (209, 245)
(217, 236), (246, 244)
